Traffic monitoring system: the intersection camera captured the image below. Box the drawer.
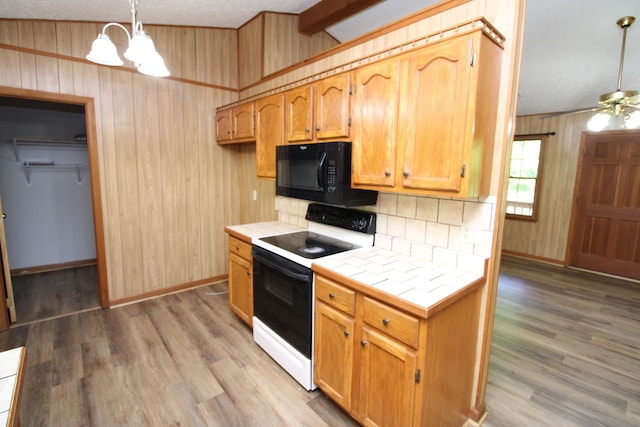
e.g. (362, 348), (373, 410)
(315, 275), (355, 316)
(228, 236), (252, 260)
(363, 297), (419, 349)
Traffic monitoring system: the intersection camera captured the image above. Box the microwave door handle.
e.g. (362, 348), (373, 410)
(317, 152), (327, 190)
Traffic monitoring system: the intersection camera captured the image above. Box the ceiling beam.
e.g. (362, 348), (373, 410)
(298, 0), (384, 35)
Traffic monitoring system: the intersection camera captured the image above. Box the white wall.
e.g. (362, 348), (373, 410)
(0, 103), (96, 271)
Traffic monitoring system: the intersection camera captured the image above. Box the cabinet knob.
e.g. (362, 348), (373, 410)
(403, 170), (409, 177)
(235, 245), (240, 251)
(344, 330), (351, 337)
(305, 127), (310, 132)
(384, 170), (391, 177)
(316, 125), (320, 131)
(246, 271), (250, 276)
(360, 340), (367, 347)
(329, 293), (335, 299)
(382, 318), (390, 327)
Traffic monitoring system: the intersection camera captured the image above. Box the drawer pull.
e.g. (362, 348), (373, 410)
(384, 170), (391, 177)
(344, 330), (350, 337)
(360, 340), (367, 347)
(329, 293), (335, 299)
(235, 245), (240, 251)
(382, 318), (390, 327)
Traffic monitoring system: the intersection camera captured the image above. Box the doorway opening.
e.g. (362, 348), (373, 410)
(0, 88), (109, 327)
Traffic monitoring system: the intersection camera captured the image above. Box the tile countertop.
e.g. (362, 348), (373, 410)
(224, 221), (304, 243)
(225, 221), (487, 319)
(312, 247), (487, 319)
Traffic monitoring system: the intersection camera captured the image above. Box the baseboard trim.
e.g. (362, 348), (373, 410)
(109, 275), (228, 307)
(501, 250), (564, 266)
(10, 258), (97, 277)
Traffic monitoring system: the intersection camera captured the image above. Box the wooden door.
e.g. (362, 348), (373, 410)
(215, 110), (232, 142)
(228, 253), (253, 327)
(569, 130), (640, 280)
(357, 327), (417, 427)
(0, 195), (13, 329)
(315, 73), (351, 140)
(285, 85), (314, 143)
(232, 103), (255, 140)
(398, 36), (472, 192)
(255, 94), (284, 178)
(351, 59), (400, 188)
(314, 301), (355, 412)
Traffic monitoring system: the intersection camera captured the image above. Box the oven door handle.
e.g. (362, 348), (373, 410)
(253, 251), (311, 282)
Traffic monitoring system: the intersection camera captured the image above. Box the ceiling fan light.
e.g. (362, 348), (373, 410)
(86, 33), (124, 66)
(587, 112), (611, 132)
(625, 111), (640, 129)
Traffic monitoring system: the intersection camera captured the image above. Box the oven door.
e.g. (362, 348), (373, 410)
(252, 245), (313, 358)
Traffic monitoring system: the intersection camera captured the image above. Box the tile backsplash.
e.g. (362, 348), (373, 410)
(275, 193), (495, 275)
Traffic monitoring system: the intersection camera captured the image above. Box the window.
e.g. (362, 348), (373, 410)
(506, 136), (545, 220)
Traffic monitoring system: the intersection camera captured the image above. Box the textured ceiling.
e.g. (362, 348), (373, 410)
(1, 0), (639, 116)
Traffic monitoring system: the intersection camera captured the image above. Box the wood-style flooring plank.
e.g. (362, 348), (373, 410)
(1, 257), (638, 426)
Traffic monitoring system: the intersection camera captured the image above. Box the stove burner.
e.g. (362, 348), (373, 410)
(259, 231), (359, 259)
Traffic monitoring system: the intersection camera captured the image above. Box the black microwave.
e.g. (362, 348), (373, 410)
(276, 142), (378, 207)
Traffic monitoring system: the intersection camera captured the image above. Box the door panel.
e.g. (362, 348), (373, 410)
(570, 131), (640, 280)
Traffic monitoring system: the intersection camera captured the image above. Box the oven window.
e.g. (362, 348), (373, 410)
(277, 158), (321, 191)
(253, 248), (313, 358)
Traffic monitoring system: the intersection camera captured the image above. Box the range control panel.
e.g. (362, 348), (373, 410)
(305, 203), (376, 235)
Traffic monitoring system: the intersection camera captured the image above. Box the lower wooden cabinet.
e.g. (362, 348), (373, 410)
(313, 272), (484, 427)
(228, 236), (253, 327)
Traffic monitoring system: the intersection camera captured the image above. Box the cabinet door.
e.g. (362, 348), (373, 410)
(314, 301), (355, 412)
(228, 253), (253, 327)
(398, 36), (473, 192)
(216, 110), (232, 142)
(255, 94), (284, 178)
(315, 73), (351, 140)
(358, 326), (417, 427)
(351, 59), (400, 188)
(232, 103), (255, 140)
(285, 85), (314, 143)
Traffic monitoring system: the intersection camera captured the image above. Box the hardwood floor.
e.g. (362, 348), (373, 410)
(0, 257), (638, 426)
(0, 281), (358, 426)
(484, 256), (640, 427)
(11, 265), (100, 325)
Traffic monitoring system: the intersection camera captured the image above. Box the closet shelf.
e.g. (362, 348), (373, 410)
(21, 161), (86, 185)
(9, 137), (87, 162)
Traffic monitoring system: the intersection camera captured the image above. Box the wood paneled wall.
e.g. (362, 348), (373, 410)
(503, 112), (591, 263)
(238, 13), (338, 89)
(0, 20), (244, 302)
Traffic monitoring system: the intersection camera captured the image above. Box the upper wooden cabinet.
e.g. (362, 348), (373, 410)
(351, 59), (400, 188)
(284, 73), (352, 144)
(216, 102), (255, 144)
(352, 30), (502, 197)
(255, 94), (285, 178)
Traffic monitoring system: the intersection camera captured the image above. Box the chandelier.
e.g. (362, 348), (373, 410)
(86, 0), (170, 77)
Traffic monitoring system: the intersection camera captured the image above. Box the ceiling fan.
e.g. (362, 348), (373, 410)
(543, 16), (640, 130)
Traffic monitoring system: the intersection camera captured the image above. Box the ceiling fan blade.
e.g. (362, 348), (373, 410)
(539, 106), (603, 119)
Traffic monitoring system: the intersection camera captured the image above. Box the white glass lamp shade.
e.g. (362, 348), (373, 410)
(124, 33), (156, 64)
(86, 33), (124, 66)
(587, 111), (611, 132)
(137, 50), (170, 77)
(625, 110), (640, 129)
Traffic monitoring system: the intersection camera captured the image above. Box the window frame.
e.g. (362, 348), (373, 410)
(505, 135), (546, 221)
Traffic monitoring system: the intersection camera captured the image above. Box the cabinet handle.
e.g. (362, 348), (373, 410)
(329, 293), (335, 299)
(403, 170), (409, 177)
(344, 330), (350, 337)
(246, 271), (250, 276)
(305, 127), (310, 132)
(316, 125), (320, 131)
(360, 340), (367, 347)
(235, 245), (240, 251)
(382, 318), (390, 327)
(384, 170), (391, 177)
